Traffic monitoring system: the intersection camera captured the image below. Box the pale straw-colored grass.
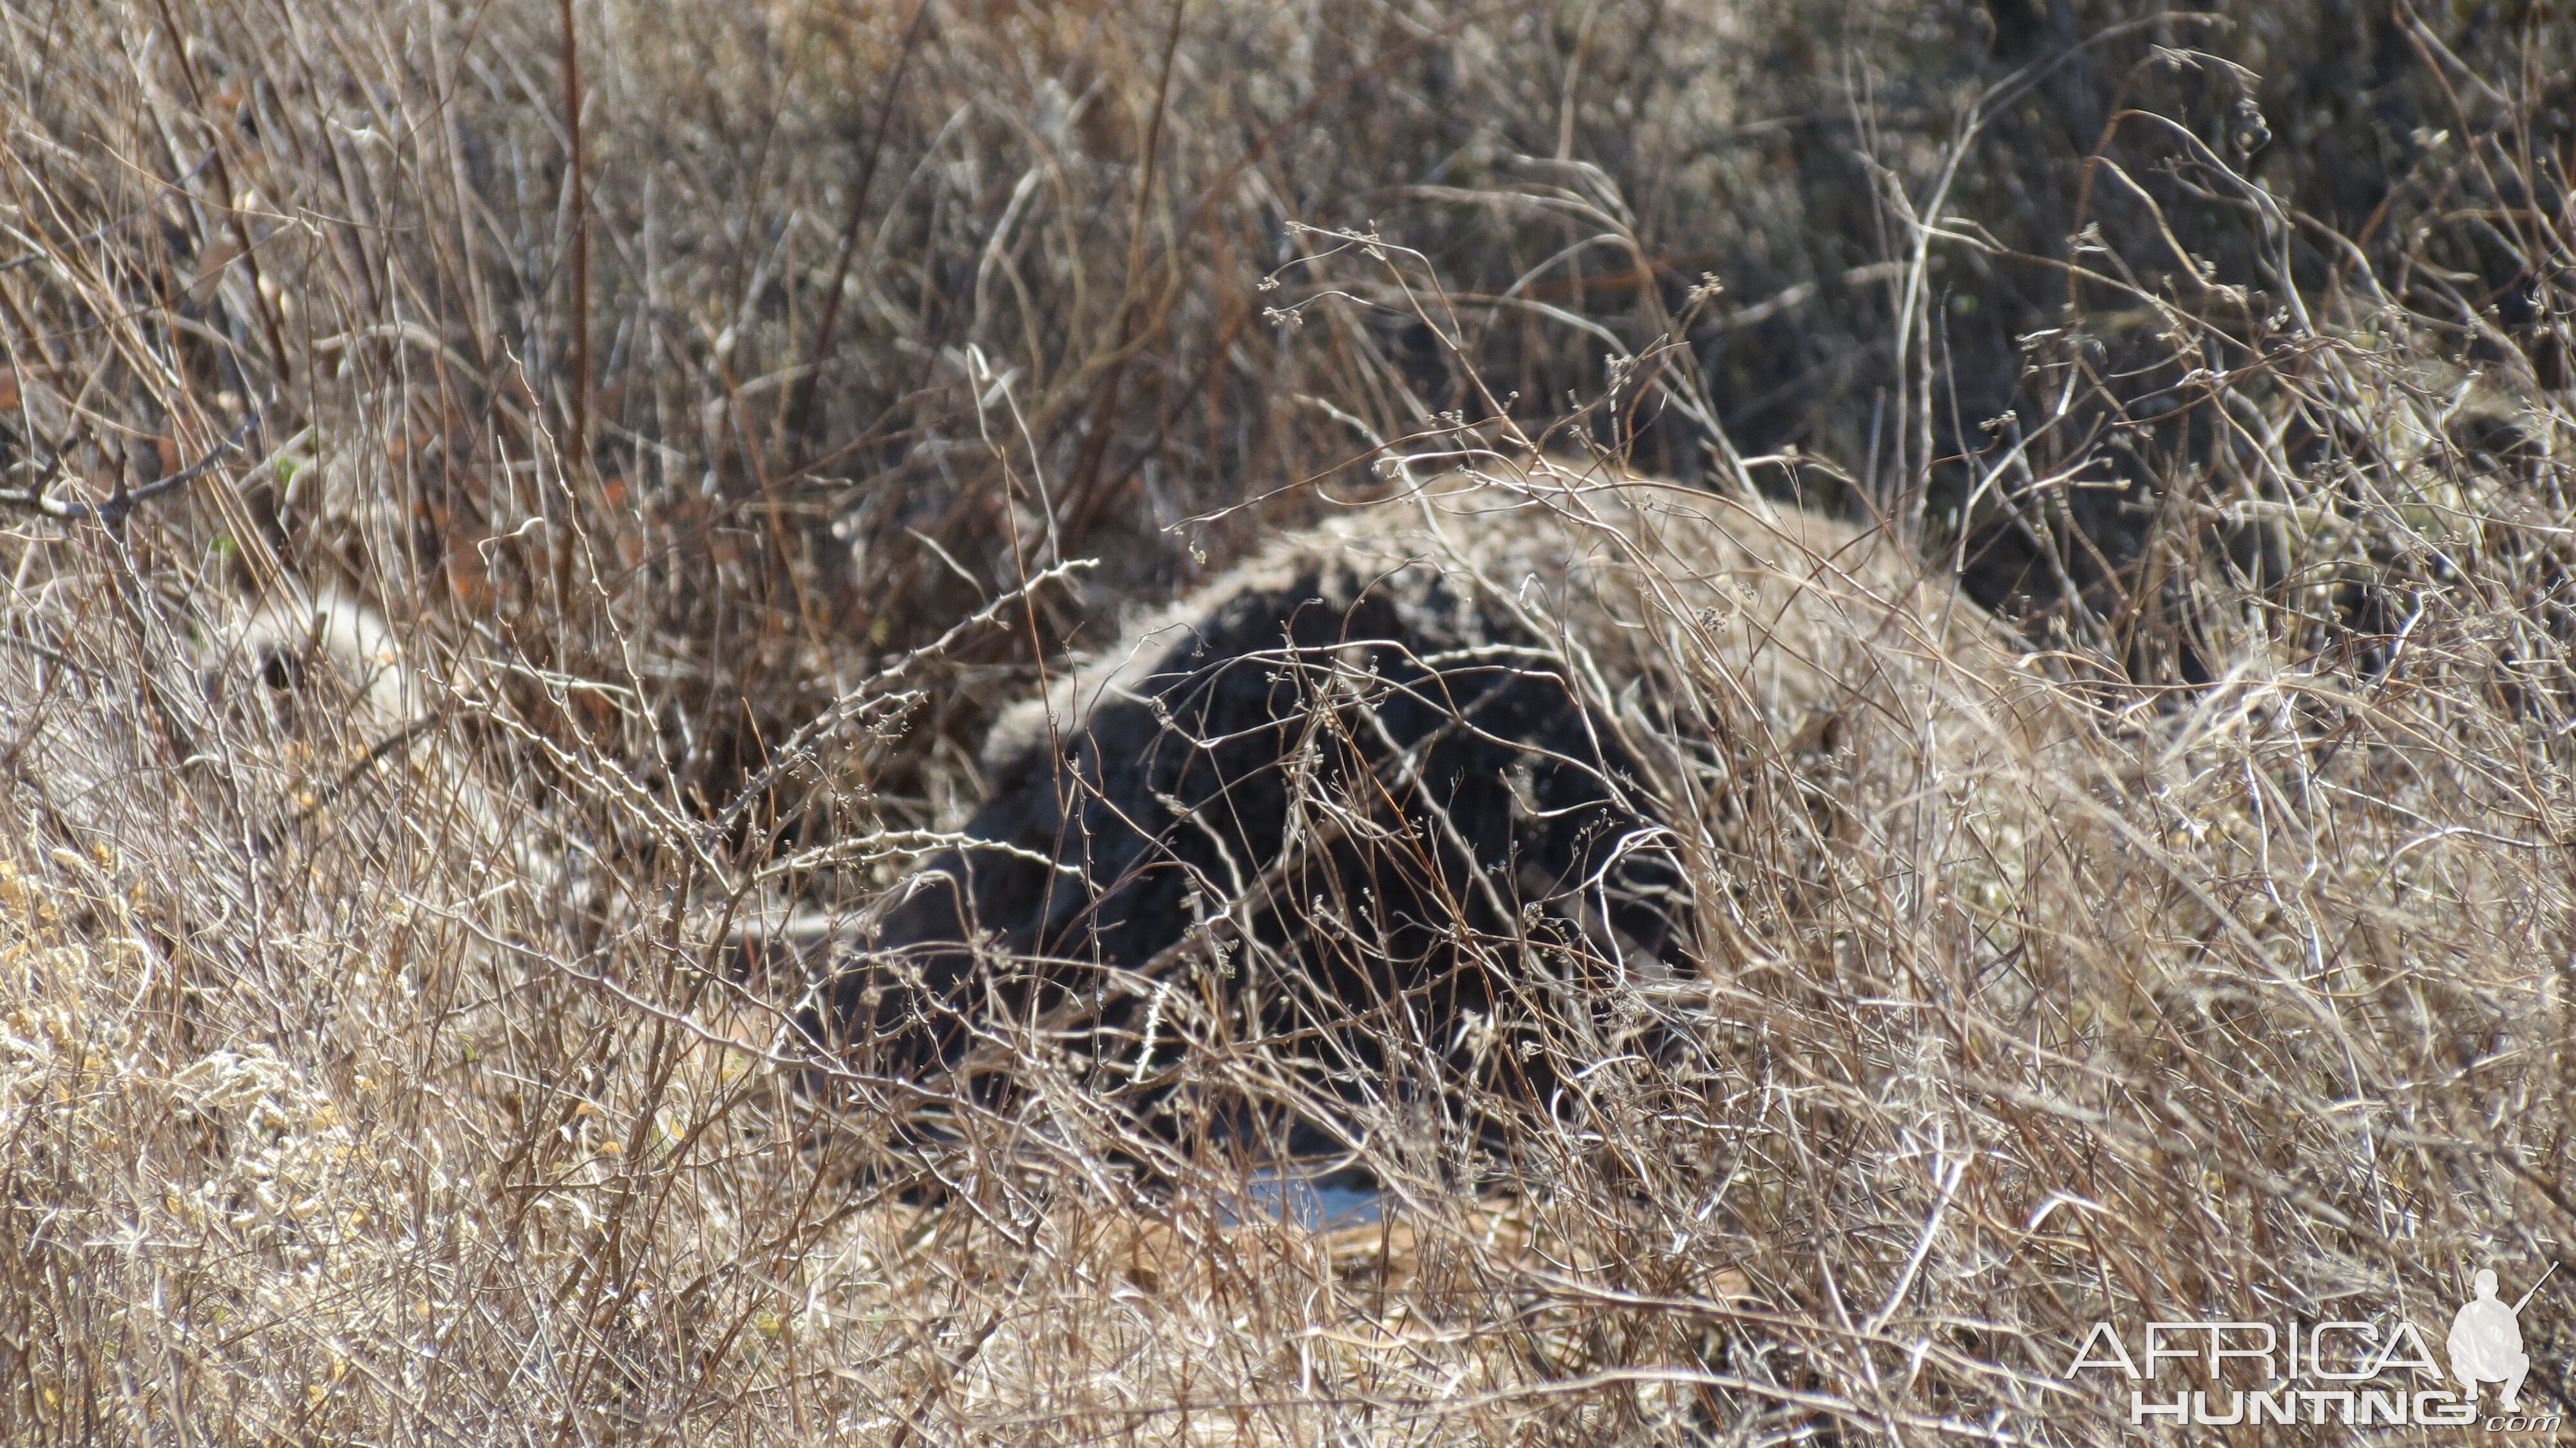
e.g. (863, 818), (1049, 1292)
(2, 0), (2570, 1441)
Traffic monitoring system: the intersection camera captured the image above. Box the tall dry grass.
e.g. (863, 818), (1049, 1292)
(1, 0), (2572, 1441)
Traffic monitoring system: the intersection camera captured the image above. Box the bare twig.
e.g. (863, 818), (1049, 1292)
(0, 146), (220, 273)
(788, 0), (934, 442)
(709, 556), (1094, 831)
(557, 0), (591, 475)
(0, 410), (258, 522)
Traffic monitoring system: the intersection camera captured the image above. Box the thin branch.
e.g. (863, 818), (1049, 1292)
(709, 556), (1095, 831)
(289, 711), (449, 826)
(788, 0), (934, 441)
(558, 0), (591, 474)
(1054, 0), (1193, 540)
(0, 410), (260, 523)
(0, 147), (221, 274)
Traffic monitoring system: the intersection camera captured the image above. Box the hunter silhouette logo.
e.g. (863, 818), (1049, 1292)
(2068, 1262), (2562, 1431)
(2452, 1264), (2554, 1415)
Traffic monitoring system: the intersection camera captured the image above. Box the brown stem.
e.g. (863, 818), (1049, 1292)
(149, 0), (292, 393)
(790, 0), (935, 446)
(1057, 0), (1191, 541)
(558, 0), (592, 476)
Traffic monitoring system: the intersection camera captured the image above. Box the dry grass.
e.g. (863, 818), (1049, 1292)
(2, 0), (2573, 1441)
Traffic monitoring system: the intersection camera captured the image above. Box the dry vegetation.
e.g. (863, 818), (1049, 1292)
(2, 0), (2573, 1441)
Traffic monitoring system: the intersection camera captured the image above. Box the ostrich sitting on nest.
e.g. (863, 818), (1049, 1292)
(791, 460), (2047, 1175)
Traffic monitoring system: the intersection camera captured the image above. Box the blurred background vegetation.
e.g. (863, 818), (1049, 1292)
(10, 0), (2563, 821)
